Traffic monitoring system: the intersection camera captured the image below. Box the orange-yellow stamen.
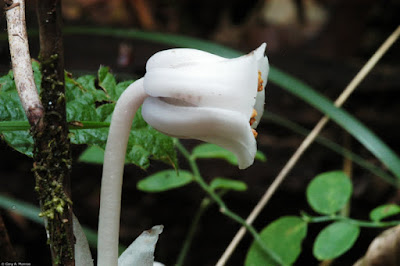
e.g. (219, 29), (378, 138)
(252, 128), (258, 138)
(249, 109), (258, 126)
(257, 71), (264, 92)
(251, 108), (257, 118)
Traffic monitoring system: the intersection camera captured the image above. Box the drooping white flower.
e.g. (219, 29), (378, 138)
(142, 43), (269, 169)
(97, 44), (269, 266)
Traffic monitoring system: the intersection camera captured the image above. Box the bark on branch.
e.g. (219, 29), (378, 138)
(4, 0), (43, 126)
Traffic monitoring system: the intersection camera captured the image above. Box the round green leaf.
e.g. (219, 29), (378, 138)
(209, 177), (247, 192)
(369, 204), (400, 222)
(137, 170), (193, 192)
(313, 221), (359, 260)
(307, 171), (352, 215)
(245, 216), (307, 266)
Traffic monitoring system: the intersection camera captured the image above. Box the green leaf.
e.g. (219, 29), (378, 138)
(0, 78), (33, 155)
(369, 204), (400, 222)
(137, 170), (193, 192)
(210, 177), (247, 192)
(0, 70), (16, 92)
(255, 150), (267, 162)
(98, 65), (119, 101)
(192, 143), (266, 165)
(313, 221), (360, 260)
(0, 193), (43, 224)
(307, 171), (352, 215)
(245, 216), (307, 266)
(192, 143), (237, 164)
(0, 65), (177, 169)
(78, 145), (106, 164)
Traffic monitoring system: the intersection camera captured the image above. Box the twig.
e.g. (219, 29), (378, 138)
(4, 0), (43, 126)
(216, 25), (400, 266)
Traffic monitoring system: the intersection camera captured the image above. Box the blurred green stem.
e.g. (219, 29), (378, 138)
(303, 213), (400, 228)
(175, 197), (211, 266)
(175, 140), (285, 266)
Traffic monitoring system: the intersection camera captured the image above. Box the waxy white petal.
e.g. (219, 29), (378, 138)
(146, 48), (224, 70)
(118, 225), (163, 266)
(142, 97), (257, 169)
(73, 214), (94, 266)
(144, 54), (258, 119)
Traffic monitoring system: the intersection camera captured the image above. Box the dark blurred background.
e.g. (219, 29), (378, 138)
(1, 0), (400, 265)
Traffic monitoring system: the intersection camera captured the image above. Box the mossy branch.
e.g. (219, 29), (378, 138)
(33, 0), (75, 265)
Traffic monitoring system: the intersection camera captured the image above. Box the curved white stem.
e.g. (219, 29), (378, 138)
(98, 78), (147, 266)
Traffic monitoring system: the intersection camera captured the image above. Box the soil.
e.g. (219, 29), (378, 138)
(1, 1), (400, 265)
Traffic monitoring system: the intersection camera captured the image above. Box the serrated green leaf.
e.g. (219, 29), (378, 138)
(98, 66), (118, 101)
(307, 171), (352, 215)
(210, 177), (247, 192)
(137, 169), (193, 192)
(192, 143), (266, 165)
(313, 221), (359, 260)
(245, 216), (307, 266)
(369, 204), (400, 222)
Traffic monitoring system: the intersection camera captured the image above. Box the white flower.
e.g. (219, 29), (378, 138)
(142, 43), (269, 169)
(97, 44), (269, 266)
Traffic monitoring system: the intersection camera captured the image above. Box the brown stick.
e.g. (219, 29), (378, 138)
(34, 0), (75, 265)
(4, 0), (43, 126)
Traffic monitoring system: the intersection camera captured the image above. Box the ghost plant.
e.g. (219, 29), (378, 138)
(97, 44), (269, 265)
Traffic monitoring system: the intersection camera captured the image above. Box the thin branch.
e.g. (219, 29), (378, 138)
(216, 25), (400, 266)
(4, 0), (43, 126)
